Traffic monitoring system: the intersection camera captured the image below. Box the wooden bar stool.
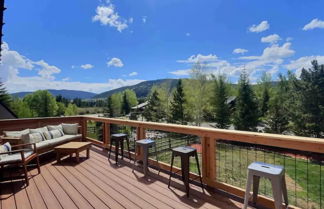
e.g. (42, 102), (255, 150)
(243, 162), (288, 209)
(168, 146), (204, 197)
(108, 133), (131, 164)
(133, 139), (159, 176)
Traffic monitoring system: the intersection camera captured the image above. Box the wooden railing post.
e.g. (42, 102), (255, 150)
(103, 122), (110, 148)
(136, 126), (146, 160)
(81, 117), (87, 142)
(201, 136), (216, 184)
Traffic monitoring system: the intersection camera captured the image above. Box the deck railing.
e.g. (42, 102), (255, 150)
(1, 116), (324, 209)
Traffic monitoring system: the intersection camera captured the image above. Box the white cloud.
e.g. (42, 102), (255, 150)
(261, 34), (281, 44)
(169, 69), (191, 76)
(107, 57), (124, 67)
(129, 72), (138, 76)
(239, 42), (295, 76)
(34, 60), (61, 80)
(80, 64), (94, 69)
(185, 32), (191, 37)
(142, 16), (147, 23)
(303, 18), (324, 31)
(128, 17), (134, 24)
(233, 48), (248, 54)
(249, 20), (269, 33)
(177, 54), (218, 63)
(286, 56), (324, 76)
(92, 3), (131, 32)
(173, 42), (296, 82)
(0, 42), (144, 93)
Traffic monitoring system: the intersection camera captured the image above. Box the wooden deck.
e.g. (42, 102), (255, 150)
(0, 146), (245, 209)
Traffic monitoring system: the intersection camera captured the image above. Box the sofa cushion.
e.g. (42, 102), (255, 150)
(49, 130), (64, 139)
(35, 140), (51, 150)
(4, 129), (30, 138)
(62, 123), (79, 135)
(30, 127), (49, 140)
(48, 134), (82, 146)
(22, 133), (44, 144)
(0, 151), (33, 164)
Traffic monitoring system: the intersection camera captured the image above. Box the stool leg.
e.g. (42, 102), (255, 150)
(282, 175), (289, 206)
(115, 140), (119, 164)
(271, 177), (283, 209)
(243, 171), (253, 209)
(195, 151), (204, 193)
(181, 156), (190, 197)
(252, 175), (260, 205)
(168, 152), (175, 188)
(143, 147), (148, 176)
(121, 139), (124, 160)
(132, 144), (137, 172)
(126, 136), (131, 160)
(154, 143), (160, 175)
(108, 139), (113, 159)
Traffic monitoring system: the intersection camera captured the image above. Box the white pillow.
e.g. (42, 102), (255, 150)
(0, 142), (11, 160)
(47, 124), (63, 131)
(22, 133), (43, 144)
(4, 129), (30, 138)
(49, 130), (64, 138)
(61, 123), (78, 135)
(30, 127), (49, 140)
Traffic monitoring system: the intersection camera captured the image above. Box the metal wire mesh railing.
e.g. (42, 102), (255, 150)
(216, 140), (324, 209)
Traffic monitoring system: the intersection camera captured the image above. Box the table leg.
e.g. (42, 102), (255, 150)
(76, 152), (80, 163)
(87, 147), (90, 158)
(56, 152), (61, 163)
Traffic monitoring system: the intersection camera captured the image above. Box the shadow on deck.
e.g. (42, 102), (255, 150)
(0, 146), (246, 209)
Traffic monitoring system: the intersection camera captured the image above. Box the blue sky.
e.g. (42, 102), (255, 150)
(1, 0), (324, 93)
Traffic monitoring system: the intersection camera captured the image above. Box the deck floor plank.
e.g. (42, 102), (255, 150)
(30, 167), (62, 209)
(1, 146), (244, 209)
(44, 163), (93, 209)
(40, 166), (78, 209)
(25, 170), (48, 209)
(86, 151), (201, 209)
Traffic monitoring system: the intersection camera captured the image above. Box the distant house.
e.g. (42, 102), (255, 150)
(0, 102), (17, 119)
(130, 101), (148, 120)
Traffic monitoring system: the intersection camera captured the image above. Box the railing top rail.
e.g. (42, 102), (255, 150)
(84, 116), (324, 153)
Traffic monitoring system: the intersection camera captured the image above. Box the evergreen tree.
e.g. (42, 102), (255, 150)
(143, 89), (164, 122)
(170, 79), (186, 124)
(264, 94), (289, 134)
(107, 96), (114, 117)
(233, 71), (259, 131)
(212, 75), (231, 129)
(0, 80), (11, 106)
(122, 91), (131, 115)
(290, 60), (324, 137)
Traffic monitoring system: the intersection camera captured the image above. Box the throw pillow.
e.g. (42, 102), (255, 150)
(4, 129), (30, 138)
(30, 127), (49, 140)
(0, 142), (11, 160)
(47, 124), (64, 136)
(22, 133), (43, 144)
(49, 130), (64, 138)
(61, 123), (78, 135)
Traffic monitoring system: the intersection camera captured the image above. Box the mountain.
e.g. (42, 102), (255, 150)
(94, 79), (179, 99)
(11, 89), (97, 99)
